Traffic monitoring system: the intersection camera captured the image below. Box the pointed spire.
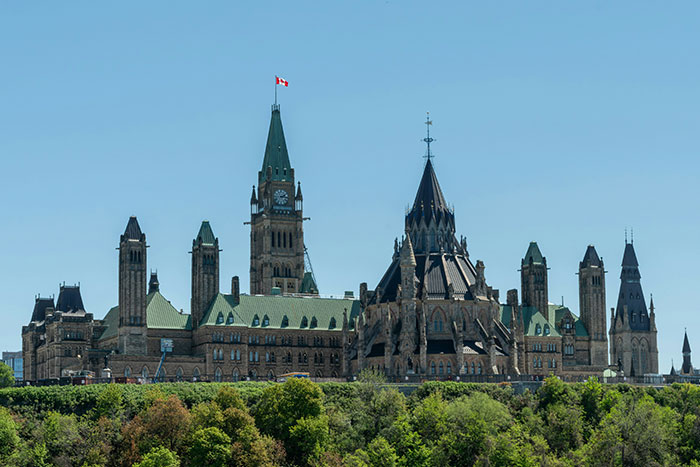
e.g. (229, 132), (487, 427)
(250, 186), (257, 204)
(670, 361), (677, 376)
(295, 181), (303, 200)
(260, 106), (291, 183)
(683, 329), (691, 353)
(149, 271), (160, 294)
(522, 241), (545, 265)
(123, 216), (143, 240)
(581, 245), (602, 268)
(621, 242), (639, 268)
(406, 159), (451, 226)
(195, 221), (216, 246)
(400, 231), (416, 267)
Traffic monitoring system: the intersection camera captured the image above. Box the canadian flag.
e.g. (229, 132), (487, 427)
(276, 76), (289, 87)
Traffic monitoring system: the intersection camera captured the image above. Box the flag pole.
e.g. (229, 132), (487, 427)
(274, 77), (277, 106)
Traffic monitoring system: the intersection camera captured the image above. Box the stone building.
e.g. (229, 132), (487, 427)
(22, 105), (356, 383)
(352, 152), (515, 379)
(502, 243), (609, 377)
(609, 240), (659, 375)
(21, 105), (660, 382)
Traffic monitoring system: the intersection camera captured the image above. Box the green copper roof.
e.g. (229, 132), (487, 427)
(195, 221), (216, 246)
(200, 293), (358, 331)
(260, 107), (292, 183)
(300, 272), (319, 295)
(146, 292), (192, 330)
(98, 291), (192, 341)
(500, 304), (588, 338)
(522, 242), (544, 265)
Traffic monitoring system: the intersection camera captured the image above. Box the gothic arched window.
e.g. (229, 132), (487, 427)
(281, 315), (289, 328)
(329, 317), (336, 329)
(310, 317), (318, 328)
(301, 316), (308, 328)
(214, 367), (222, 382)
(430, 362), (436, 375)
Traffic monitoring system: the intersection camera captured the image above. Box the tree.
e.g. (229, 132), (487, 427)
(365, 437), (398, 467)
(120, 394), (191, 464)
(0, 407), (19, 461)
(254, 378), (324, 442)
(584, 394), (679, 466)
(133, 446), (180, 467)
(409, 392), (448, 445)
(288, 415), (330, 465)
(188, 427), (231, 467)
(213, 386), (246, 411)
(0, 362), (14, 388)
(93, 384), (124, 420)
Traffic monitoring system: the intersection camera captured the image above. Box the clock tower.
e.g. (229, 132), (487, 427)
(250, 104), (306, 295)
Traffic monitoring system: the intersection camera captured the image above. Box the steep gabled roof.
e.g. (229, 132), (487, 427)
(123, 216), (143, 240)
(98, 291), (191, 341)
(260, 107), (292, 183)
(195, 221), (216, 246)
(523, 242), (545, 265)
(581, 245), (602, 268)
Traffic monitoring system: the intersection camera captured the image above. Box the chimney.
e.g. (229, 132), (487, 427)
(231, 276), (240, 304)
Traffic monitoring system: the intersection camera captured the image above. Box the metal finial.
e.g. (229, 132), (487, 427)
(423, 112), (435, 161)
(631, 228), (634, 244)
(624, 228), (628, 244)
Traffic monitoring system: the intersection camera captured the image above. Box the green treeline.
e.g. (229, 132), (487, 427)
(2, 374), (700, 466)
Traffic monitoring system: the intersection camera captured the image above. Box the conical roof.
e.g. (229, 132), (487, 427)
(683, 331), (691, 353)
(260, 107), (292, 182)
(407, 159), (449, 224)
(523, 242), (545, 265)
(581, 245), (602, 268)
(124, 216), (143, 240)
(195, 221), (216, 246)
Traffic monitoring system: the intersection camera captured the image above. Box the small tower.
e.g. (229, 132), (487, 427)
(399, 232), (417, 300)
(191, 221), (220, 328)
(520, 242), (549, 320)
(118, 216), (148, 355)
(682, 330), (692, 374)
(148, 272), (160, 294)
(578, 245), (608, 366)
(609, 239), (659, 374)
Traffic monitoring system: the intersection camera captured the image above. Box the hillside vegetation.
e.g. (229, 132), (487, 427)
(2, 375), (700, 466)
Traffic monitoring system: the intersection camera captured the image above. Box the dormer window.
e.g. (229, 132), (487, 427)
(262, 315), (270, 327)
(301, 316), (308, 328)
(226, 313), (234, 325)
(281, 315), (289, 328)
(310, 317), (318, 328)
(535, 324), (542, 335)
(252, 314), (260, 326)
(216, 312), (224, 324)
(329, 317), (337, 329)
(544, 324), (550, 336)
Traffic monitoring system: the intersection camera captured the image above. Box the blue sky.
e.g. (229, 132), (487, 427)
(1, 2), (698, 371)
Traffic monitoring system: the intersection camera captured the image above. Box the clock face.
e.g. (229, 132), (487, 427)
(274, 189), (289, 205)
